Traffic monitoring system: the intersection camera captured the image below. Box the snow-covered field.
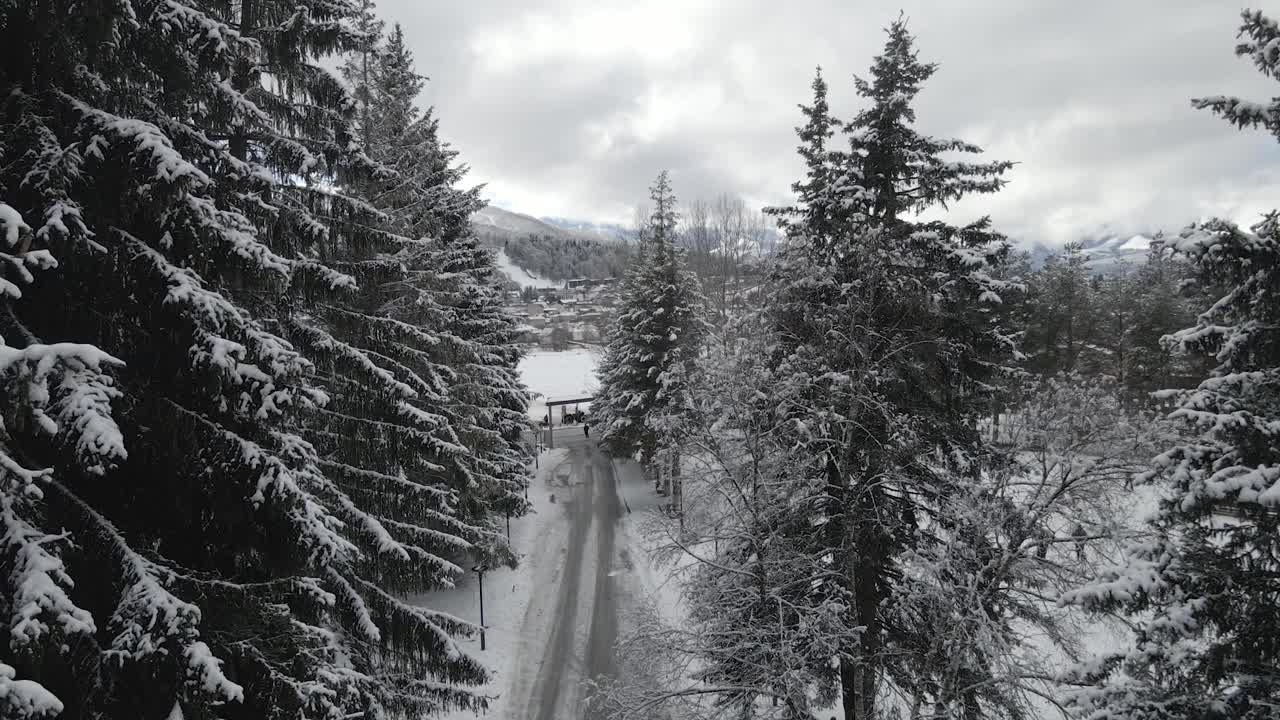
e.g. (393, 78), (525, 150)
(518, 347), (600, 420)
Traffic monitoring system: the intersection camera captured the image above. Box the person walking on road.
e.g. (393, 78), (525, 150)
(583, 422), (590, 438)
(1072, 523), (1087, 561)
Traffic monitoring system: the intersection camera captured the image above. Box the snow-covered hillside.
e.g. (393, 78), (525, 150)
(472, 205), (572, 239)
(472, 205), (620, 244)
(1080, 233), (1152, 262)
(493, 248), (555, 289)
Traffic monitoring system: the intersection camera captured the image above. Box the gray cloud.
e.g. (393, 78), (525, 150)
(373, 0), (1280, 244)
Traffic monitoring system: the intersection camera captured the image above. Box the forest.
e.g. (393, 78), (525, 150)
(1, 0), (530, 718)
(2, 1), (1279, 720)
(591, 12), (1280, 720)
(483, 232), (631, 284)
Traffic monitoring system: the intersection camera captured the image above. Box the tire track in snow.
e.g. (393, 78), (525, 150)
(533, 444), (595, 720)
(583, 447), (622, 718)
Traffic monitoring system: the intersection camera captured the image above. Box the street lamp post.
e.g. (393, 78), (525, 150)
(472, 564), (487, 651)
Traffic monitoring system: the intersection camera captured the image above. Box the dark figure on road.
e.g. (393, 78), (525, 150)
(1035, 525), (1052, 559)
(1072, 523), (1088, 561)
(583, 422), (589, 438)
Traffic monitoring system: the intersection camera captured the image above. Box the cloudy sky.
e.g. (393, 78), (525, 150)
(374, 0), (1279, 245)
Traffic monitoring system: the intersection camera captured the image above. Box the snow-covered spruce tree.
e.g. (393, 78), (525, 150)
(282, 14), (532, 716)
(0, 204), (126, 720)
(595, 172), (707, 496)
(331, 15), (531, 525)
(2, 2), (343, 716)
(1022, 244), (1102, 377)
(1123, 244), (1204, 401)
(340, 0), (385, 149)
(1092, 259), (1141, 389)
(763, 18), (1020, 720)
(414, 229), (533, 526)
(1061, 222), (1280, 719)
(394, 73), (535, 529)
(2, 1), (499, 717)
(1061, 16), (1280, 715)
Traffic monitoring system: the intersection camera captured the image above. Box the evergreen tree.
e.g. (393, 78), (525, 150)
(1065, 215), (1280, 720)
(595, 172), (707, 498)
(0, 1), (515, 717)
(374, 25), (425, 153)
(1017, 242), (1204, 404)
(365, 18), (531, 521)
(0, 204), (127, 720)
(778, 67), (844, 246)
(3, 1), (362, 715)
(339, 0), (386, 148)
(984, 248), (1035, 440)
(764, 18), (1019, 720)
(1093, 260), (1140, 387)
(1023, 243), (1100, 376)
(287, 18), (533, 715)
(1124, 244), (1202, 400)
(1064, 14), (1280, 715)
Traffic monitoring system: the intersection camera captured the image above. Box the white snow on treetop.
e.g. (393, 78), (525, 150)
(0, 662), (63, 719)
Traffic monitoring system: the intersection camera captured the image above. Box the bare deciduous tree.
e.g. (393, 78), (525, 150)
(678, 194), (771, 325)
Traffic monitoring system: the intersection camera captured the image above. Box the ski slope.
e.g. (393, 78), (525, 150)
(494, 248), (555, 289)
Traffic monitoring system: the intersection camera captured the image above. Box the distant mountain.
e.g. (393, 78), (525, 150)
(471, 205), (598, 243)
(538, 216), (637, 242)
(1023, 232), (1158, 272)
(473, 205), (787, 287)
(471, 205), (631, 287)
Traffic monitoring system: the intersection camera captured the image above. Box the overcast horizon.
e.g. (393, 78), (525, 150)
(375, 1), (1280, 245)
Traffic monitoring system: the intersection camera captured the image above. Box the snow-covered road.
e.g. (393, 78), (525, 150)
(527, 433), (623, 719)
(417, 430), (636, 719)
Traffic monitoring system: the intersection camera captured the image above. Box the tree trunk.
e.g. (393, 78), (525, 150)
(230, 0), (257, 161)
(670, 448), (681, 516)
(825, 452), (881, 720)
(846, 563), (881, 720)
(833, 452), (883, 720)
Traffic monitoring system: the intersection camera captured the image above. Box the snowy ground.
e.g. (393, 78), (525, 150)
(415, 432), (654, 720)
(406, 348), (617, 719)
(519, 347), (600, 421)
(408, 446), (570, 719)
(614, 462), (686, 630)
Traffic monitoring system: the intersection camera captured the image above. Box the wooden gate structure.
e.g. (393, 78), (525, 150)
(542, 395), (594, 448)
